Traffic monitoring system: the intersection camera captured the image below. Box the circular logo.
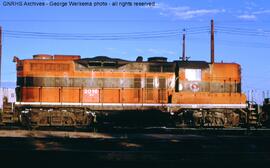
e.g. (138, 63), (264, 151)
(190, 83), (199, 92)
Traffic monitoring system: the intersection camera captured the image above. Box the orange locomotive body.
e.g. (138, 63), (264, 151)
(14, 54), (247, 127)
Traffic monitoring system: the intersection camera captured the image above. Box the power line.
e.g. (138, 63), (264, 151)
(216, 30), (269, 37)
(2, 27), (209, 40)
(2, 25), (270, 42)
(215, 26), (270, 37)
(5, 29), (180, 36)
(4, 26), (209, 35)
(2, 19), (270, 23)
(217, 26), (270, 33)
(186, 36), (270, 49)
(0, 19), (213, 23)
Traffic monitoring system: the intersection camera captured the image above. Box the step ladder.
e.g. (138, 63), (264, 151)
(247, 101), (261, 127)
(0, 97), (17, 124)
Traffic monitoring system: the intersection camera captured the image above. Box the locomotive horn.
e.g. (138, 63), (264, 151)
(13, 56), (20, 63)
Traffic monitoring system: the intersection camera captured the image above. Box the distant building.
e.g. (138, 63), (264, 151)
(0, 88), (16, 110)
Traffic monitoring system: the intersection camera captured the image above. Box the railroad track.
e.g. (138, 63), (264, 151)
(0, 132), (270, 167)
(1, 125), (270, 136)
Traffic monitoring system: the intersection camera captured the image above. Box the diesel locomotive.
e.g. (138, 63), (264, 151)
(11, 54), (255, 127)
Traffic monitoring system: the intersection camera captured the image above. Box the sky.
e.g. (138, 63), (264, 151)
(0, 0), (270, 102)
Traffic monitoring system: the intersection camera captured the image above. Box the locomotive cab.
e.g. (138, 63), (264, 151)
(171, 60), (247, 127)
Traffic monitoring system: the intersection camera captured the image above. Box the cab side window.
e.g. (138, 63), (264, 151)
(185, 69), (201, 81)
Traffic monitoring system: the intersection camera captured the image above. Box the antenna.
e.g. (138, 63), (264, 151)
(210, 19), (215, 64)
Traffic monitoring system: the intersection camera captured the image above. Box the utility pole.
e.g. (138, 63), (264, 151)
(210, 19), (215, 64)
(0, 26), (2, 87)
(182, 29), (186, 61)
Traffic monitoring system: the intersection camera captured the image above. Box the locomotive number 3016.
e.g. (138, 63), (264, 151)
(83, 89), (99, 97)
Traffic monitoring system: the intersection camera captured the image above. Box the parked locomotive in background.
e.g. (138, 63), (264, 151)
(10, 54), (254, 127)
